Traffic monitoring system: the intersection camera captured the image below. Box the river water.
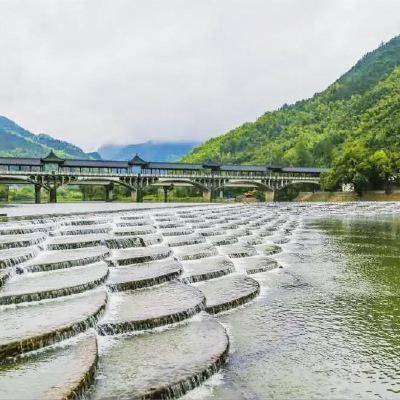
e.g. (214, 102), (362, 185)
(1, 202), (400, 399)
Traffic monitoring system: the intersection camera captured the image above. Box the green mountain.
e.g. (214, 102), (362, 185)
(0, 116), (95, 159)
(98, 141), (199, 162)
(183, 35), (400, 174)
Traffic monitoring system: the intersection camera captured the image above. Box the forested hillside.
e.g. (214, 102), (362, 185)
(183, 36), (400, 191)
(0, 116), (95, 159)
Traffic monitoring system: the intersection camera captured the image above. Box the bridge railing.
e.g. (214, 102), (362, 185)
(0, 170), (320, 181)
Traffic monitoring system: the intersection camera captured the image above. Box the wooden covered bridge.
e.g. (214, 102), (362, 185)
(0, 152), (325, 203)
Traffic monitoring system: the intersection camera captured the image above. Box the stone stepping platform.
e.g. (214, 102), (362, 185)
(111, 246), (172, 266)
(0, 290), (107, 358)
(164, 234), (205, 247)
(0, 247), (39, 269)
(173, 243), (218, 261)
(23, 246), (110, 272)
(159, 227), (194, 236)
(218, 244), (257, 258)
(0, 262), (109, 305)
(56, 224), (112, 236)
(178, 217), (205, 223)
(196, 228), (226, 237)
(247, 220), (266, 229)
(239, 235), (263, 246)
(118, 214), (151, 221)
(254, 243), (283, 255)
(193, 274), (260, 314)
(113, 225), (156, 236)
(153, 212), (177, 218)
(156, 221), (186, 229)
(134, 233), (163, 246)
(114, 219), (153, 227)
(190, 222), (213, 229)
(46, 234), (111, 250)
(0, 222), (57, 236)
(255, 228), (276, 237)
(218, 222), (240, 230)
(271, 235), (291, 244)
(91, 316), (228, 400)
(207, 235), (239, 246)
(66, 217), (113, 226)
(181, 255), (235, 283)
(107, 258), (183, 291)
(227, 228), (252, 238)
(104, 236), (144, 249)
(233, 256), (280, 274)
(0, 232), (47, 250)
(97, 281), (205, 334)
(0, 332), (98, 400)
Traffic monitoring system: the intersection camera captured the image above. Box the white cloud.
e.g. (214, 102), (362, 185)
(0, 0), (399, 150)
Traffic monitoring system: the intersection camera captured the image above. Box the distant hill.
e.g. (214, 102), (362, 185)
(98, 141), (199, 162)
(0, 116), (95, 159)
(183, 35), (400, 168)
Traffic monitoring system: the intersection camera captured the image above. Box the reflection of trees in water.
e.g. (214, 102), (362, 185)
(318, 216), (400, 362)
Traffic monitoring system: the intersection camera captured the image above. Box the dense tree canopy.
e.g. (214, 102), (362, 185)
(183, 36), (400, 191)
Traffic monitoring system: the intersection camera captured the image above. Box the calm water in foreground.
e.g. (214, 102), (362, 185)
(1, 202), (400, 400)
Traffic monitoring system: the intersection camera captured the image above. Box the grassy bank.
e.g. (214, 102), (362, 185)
(295, 192), (400, 202)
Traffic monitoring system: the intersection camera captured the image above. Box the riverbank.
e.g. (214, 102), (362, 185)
(295, 191), (400, 202)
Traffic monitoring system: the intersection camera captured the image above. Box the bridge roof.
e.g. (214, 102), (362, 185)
(0, 154), (327, 175)
(221, 164), (267, 172)
(146, 162), (202, 170)
(63, 159), (129, 168)
(41, 151), (65, 163)
(0, 157), (42, 166)
(282, 167), (327, 174)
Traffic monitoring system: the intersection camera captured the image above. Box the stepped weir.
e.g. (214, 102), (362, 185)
(0, 152), (324, 203)
(2, 201), (397, 399)
(0, 202), (290, 399)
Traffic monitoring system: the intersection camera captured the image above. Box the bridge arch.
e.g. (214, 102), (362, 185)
(215, 179), (274, 192)
(63, 177), (137, 191)
(153, 178), (209, 192)
(277, 180), (322, 192)
(0, 175), (39, 186)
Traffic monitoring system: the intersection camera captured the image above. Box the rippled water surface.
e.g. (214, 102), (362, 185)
(196, 213), (400, 400)
(1, 202), (400, 399)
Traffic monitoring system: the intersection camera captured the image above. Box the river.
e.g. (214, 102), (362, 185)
(0, 202), (399, 399)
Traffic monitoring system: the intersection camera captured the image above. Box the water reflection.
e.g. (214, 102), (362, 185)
(199, 214), (400, 399)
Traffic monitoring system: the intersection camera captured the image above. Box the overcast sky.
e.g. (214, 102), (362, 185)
(0, 0), (399, 151)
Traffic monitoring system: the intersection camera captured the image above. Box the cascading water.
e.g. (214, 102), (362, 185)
(1, 201), (400, 400)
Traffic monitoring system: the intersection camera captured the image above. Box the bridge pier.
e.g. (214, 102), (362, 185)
(163, 187), (169, 203)
(264, 191), (275, 202)
(131, 189), (144, 202)
(49, 187), (57, 203)
(161, 185), (174, 202)
(34, 185), (41, 204)
(105, 184), (114, 202)
(203, 190), (212, 202)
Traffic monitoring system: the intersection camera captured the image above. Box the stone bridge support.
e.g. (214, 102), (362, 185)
(130, 188), (144, 202)
(34, 185), (41, 204)
(264, 191), (275, 202)
(203, 190), (212, 202)
(105, 184), (114, 202)
(49, 187), (57, 203)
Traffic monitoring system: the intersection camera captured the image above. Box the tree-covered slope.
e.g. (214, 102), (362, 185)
(0, 116), (95, 159)
(183, 35), (400, 168)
